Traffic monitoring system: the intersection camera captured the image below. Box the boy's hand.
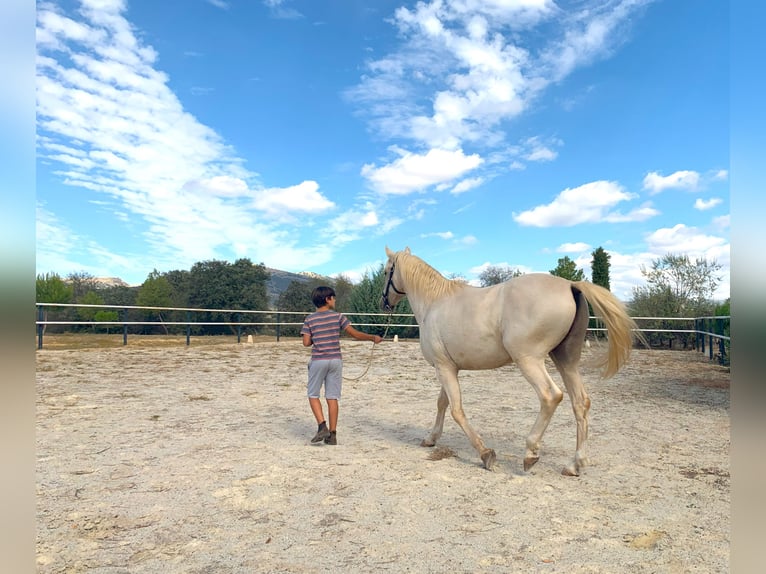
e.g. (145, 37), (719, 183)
(372, 335), (383, 344)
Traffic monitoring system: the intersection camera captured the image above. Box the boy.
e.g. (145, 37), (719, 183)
(300, 286), (383, 445)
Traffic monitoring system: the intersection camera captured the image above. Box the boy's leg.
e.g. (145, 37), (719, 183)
(324, 360), (343, 432)
(307, 360), (331, 442)
(327, 399), (338, 431)
(309, 397), (325, 424)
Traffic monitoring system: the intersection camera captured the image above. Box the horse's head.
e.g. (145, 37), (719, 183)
(381, 246), (409, 311)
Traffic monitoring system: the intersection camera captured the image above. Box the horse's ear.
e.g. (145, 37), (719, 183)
(404, 246), (411, 254)
(385, 246), (393, 258)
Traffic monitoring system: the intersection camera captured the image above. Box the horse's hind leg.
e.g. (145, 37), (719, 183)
(550, 286), (591, 476)
(550, 352), (590, 477)
(421, 387), (449, 447)
(516, 357), (564, 472)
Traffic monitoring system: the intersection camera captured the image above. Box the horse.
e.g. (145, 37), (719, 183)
(380, 246), (640, 476)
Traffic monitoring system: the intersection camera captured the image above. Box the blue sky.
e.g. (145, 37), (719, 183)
(35, 0), (730, 301)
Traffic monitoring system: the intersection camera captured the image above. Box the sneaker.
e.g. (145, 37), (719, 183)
(311, 427), (331, 443)
(324, 431), (337, 445)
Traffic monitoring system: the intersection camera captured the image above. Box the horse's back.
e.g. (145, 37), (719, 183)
(420, 274), (577, 369)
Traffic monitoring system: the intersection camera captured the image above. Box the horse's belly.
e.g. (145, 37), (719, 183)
(446, 340), (511, 370)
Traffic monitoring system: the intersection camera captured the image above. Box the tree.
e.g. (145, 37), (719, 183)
(36, 273), (73, 334)
(187, 259), (270, 334)
(630, 253), (723, 349)
(67, 271), (99, 301)
(347, 265), (417, 338)
(163, 269), (192, 309)
(36, 272), (73, 304)
(332, 274), (354, 312)
(478, 265), (523, 286)
(137, 270), (174, 334)
(638, 254), (721, 316)
(590, 247), (611, 290)
(77, 290), (104, 330)
(276, 280), (316, 337)
(93, 310), (120, 333)
(550, 256), (585, 281)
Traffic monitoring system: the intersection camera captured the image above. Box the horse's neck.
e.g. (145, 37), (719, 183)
(400, 255), (458, 319)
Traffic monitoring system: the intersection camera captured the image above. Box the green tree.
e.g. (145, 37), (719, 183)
(77, 291), (104, 331)
(163, 269), (192, 309)
(638, 254), (721, 316)
(93, 310), (120, 333)
(67, 271), (99, 301)
(187, 259), (270, 335)
(276, 280), (316, 337)
(36, 273), (73, 334)
(348, 265), (417, 338)
(332, 274), (354, 312)
(630, 253), (723, 349)
(36, 272), (73, 304)
(550, 256), (585, 281)
(99, 284), (138, 308)
(478, 265), (523, 286)
(590, 247), (611, 290)
(137, 270), (174, 334)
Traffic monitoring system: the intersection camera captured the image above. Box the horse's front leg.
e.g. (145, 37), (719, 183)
(435, 365), (496, 470)
(421, 387), (448, 447)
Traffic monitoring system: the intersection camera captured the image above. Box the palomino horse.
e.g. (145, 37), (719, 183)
(381, 247), (639, 476)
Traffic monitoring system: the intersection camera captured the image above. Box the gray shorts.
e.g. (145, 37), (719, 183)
(307, 359), (342, 400)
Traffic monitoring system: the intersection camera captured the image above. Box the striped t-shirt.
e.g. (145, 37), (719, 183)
(300, 310), (351, 360)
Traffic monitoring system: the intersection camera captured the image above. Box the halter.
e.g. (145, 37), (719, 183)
(382, 258), (406, 311)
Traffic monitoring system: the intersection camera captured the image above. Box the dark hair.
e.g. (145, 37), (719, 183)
(311, 286), (335, 308)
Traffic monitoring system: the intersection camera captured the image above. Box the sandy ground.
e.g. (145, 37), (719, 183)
(36, 338), (730, 573)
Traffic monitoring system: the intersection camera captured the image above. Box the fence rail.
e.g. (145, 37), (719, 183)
(35, 303), (730, 363)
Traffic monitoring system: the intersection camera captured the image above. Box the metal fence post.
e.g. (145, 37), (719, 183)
(186, 311), (191, 346)
(122, 308), (128, 346)
(38, 305), (44, 350)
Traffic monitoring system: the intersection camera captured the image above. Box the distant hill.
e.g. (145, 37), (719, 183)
(94, 277), (131, 288)
(265, 268), (333, 307)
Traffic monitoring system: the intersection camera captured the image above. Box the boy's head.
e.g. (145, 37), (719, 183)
(311, 286), (336, 309)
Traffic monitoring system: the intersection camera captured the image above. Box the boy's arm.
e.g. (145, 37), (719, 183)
(302, 333), (312, 347)
(345, 325), (383, 344)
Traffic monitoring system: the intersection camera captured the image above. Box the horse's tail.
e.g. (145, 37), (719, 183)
(572, 281), (643, 378)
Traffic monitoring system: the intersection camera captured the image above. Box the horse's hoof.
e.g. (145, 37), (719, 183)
(561, 464), (580, 477)
(420, 439), (435, 447)
(523, 456), (539, 471)
(481, 449), (496, 470)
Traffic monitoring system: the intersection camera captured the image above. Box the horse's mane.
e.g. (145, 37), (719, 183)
(398, 252), (466, 301)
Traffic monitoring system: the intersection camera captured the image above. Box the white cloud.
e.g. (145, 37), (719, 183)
(206, 0), (230, 9)
(324, 208), (387, 245)
(361, 147), (483, 195)
(35, 1), (340, 281)
(252, 181), (335, 214)
(348, 0), (647, 153)
(712, 214), (730, 231)
(557, 242), (591, 253)
(642, 170), (700, 194)
(185, 176), (250, 198)
(522, 136), (559, 161)
(712, 169), (728, 180)
(421, 231), (455, 240)
(694, 197), (723, 211)
(512, 180), (642, 227)
(645, 224), (728, 260)
(451, 177), (484, 194)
